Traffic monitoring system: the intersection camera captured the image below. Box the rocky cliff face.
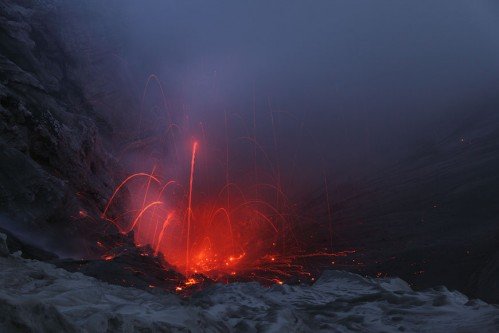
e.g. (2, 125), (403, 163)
(0, 0), (121, 257)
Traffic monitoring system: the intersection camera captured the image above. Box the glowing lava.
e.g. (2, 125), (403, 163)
(99, 74), (351, 284)
(185, 141), (198, 276)
(102, 139), (291, 279)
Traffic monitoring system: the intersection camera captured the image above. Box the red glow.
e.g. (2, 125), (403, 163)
(100, 74), (354, 285)
(102, 139), (295, 279)
(185, 141), (198, 276)
(102, 254), (115, 261)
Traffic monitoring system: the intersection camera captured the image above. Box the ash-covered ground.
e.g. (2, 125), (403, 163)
(1, 234), (498, 333)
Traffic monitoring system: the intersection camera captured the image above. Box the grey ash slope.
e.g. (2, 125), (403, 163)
(0, 244), (498, 333)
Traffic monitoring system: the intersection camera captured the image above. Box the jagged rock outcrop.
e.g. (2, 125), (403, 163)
(0, 0), (122, 257)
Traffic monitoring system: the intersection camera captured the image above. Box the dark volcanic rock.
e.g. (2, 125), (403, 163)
(306, 105), (499, 303)
(53, 247), (186, 293)
(0, 0), (121, 257)
(0, 232), (8, 256)
(51, 232), (213, 294)
(472, 250), (499, 304)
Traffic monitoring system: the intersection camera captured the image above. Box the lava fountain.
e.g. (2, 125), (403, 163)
(101, 74), (346, 283)
(102, 140), (287, 279)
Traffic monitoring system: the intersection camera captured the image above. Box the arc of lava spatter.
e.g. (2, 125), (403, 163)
(102, 173), (161, 218)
